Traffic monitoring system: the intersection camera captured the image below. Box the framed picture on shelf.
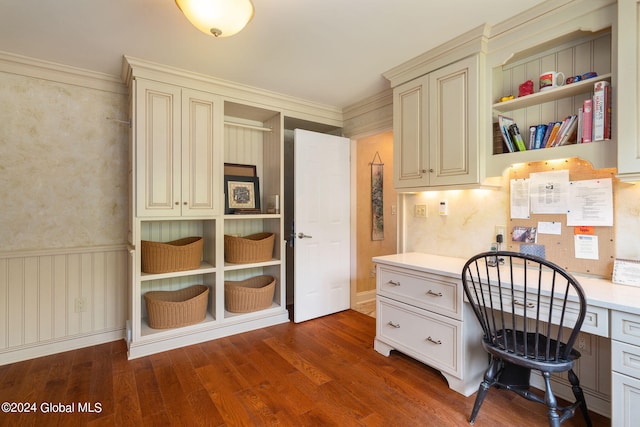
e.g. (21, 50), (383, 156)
(224, 175), (261, 214)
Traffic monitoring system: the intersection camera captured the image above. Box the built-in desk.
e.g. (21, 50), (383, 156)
(373, 252), (640, 425)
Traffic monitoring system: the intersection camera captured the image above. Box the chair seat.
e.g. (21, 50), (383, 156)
(483, 329), (581, 372)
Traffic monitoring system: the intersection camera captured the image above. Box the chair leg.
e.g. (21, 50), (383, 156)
(469, 357), (500, 425)
(541, 371), (561, 427)
(568, 369), (592, 427)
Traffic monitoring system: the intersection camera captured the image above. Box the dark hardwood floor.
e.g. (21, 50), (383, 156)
(0, 310), (609, 426)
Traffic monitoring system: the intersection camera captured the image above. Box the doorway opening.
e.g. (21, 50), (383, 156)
(283, 117), (342, 320)
(283, 118), (396, 320)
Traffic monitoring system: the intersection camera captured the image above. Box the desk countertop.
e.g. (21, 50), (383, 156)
(373, 252), (640, 316)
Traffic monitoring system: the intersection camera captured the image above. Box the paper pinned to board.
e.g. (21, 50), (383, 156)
(567, 178), (613, 226)
(538, 221), (562, 235)
(529, 170), (570, 214)
(510, 178), (530, 219)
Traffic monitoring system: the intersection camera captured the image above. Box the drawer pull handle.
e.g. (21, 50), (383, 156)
(426, 336), (442, 345)
(387, 280), (401, 287)
(387, 321), (400, 328)
(514, 299), (535, 309)
(426, 290), (443, 297)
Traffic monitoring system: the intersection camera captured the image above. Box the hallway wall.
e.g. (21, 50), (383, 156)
(355, 132), (397, 295)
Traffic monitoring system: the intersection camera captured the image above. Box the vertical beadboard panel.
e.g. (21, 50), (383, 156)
(224, 126), (264, 176)
(0, 246), (127, 355)
(0, 260), (7, 348)
(53, 254), (67, 339)
(93, 251), (106, 331)
(38, 256), (53, 342)
(23, 257), (39, 344)
(7, 258), (24, 348)
(66, 253), (81, 336)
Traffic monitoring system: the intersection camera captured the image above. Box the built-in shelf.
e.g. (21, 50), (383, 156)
(224, 259), (281, 271)
(140, 263), (216, 281)
(492, 73), (611, 113)
(140, 312), (217, 338)
(223, 214), (281, 220)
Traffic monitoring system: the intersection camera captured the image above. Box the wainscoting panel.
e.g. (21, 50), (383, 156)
(0, 246), (127, 365)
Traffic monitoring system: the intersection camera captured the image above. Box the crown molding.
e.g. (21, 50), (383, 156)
(0, 50), (127, 94)
(123, 55), (343, 127)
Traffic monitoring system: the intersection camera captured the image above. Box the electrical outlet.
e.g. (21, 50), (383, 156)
(495, 225), (506, 239)
(414, 204), (427, 218)
(577, 334), (591, 355)
(74, 297), (87, 313)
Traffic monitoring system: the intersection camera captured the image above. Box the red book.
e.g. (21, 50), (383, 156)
(582, 98), (593, 143)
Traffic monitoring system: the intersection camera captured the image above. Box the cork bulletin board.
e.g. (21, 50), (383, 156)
(506, 158), (616, 277)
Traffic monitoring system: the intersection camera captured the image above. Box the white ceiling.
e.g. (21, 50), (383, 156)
(0, 0), (549, 109)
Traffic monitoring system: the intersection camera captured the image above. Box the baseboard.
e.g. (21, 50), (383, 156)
(0, 329), (125, 366)
(353, 289), (376, 306)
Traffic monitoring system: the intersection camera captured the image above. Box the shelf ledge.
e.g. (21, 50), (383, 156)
(492, 73), (611, 113)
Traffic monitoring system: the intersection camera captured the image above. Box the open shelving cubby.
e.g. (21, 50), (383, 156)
(486, 30), (615, 177)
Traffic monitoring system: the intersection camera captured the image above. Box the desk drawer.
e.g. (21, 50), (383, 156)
(612, 340), (640, 379)
(479, 288), (609, 337)
(612, 311), (640, 346)
(377, 265), (459, 319)
(377, 296), (461, 377)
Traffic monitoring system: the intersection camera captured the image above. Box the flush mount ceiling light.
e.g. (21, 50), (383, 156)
(175, 0), (254, 38)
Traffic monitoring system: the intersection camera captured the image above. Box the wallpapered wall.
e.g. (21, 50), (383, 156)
(356, 132), (397, 294)
(0, 73), (129, 252)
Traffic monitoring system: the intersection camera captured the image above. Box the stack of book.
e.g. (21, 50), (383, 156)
(496, 81), (611, 153)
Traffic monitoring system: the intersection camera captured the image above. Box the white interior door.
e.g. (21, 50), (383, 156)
(294, 129), (350, 323)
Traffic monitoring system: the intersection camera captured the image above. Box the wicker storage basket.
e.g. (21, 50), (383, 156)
(224, 232), (274, 264)
(141, 236), (203, 273)
(144, 284), (209, 329)
(225, 275), (275, 313)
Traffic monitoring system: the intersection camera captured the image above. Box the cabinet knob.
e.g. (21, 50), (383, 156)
(429, 168), (434, 173)
(175, 202), (179, 205)
(183, 202), (187, 205)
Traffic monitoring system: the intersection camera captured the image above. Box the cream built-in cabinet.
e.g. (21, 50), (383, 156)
(616, 0), (640, 181)
(134, 80), (222, 217)
(393, 55), (480, 189)
(388, 1), (627, 188)
(387, 26), (485, 191)
(122, 57), (311, 359)
(373, 255), (486, 397)
(612, 310), (640, 426)
(393, 75), (429, 188)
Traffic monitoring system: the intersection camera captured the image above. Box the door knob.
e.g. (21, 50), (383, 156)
(297, 233), (313, 239)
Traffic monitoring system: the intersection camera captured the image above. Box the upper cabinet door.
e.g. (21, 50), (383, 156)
(617, 0), (640, 181)
(181, 89), (222, 217)
(428, 55), (479, 187)
(135, 79), (182, 217)
(393, 75), (430, 188)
